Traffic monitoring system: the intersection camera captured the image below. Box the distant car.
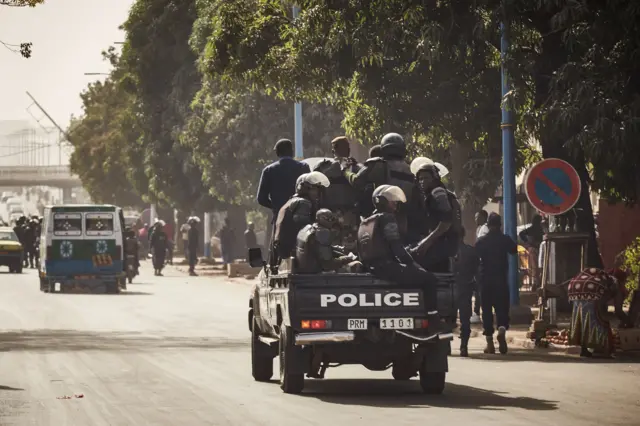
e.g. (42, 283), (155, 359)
(0, 227), (23, 273)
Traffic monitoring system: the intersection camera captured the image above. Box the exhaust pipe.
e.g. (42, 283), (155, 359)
(295, 331), (355, 346)
(395, 330), (454, 342)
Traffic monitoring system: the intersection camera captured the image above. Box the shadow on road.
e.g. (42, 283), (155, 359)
(0, 329), (248, 352)
(301, 379), (558, 411)
(0, 385), (24, 391)
(466, 348), (640, 364)
(52, 291), (154, 296)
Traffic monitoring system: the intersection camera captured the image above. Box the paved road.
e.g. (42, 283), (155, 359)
(0, 266), (639, 425)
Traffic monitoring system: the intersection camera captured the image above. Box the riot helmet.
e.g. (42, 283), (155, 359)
(315, 209), (338, 229)
(372, 184), (407, 213)
(296, 172), (330, 197)
(380, 133), (406, 159)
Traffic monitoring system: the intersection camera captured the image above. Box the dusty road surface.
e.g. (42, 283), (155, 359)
(1, 266), (639, 426)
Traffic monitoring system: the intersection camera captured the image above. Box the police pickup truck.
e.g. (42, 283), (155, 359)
(247, 248), (456, 395)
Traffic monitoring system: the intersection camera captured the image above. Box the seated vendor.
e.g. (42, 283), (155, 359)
(567, 267), (632, 358)
(295, 209), (356, 274)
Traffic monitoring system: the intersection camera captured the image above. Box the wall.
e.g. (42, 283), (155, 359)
(597, 200), (640, 268)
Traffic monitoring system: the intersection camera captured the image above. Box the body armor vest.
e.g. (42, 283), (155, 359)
(386, 159), (416, 203)
(274, 196), (312, 257)
(295, 224), (320, 274)
(357, 213), (393, 264)
(315, 159), (358, 211)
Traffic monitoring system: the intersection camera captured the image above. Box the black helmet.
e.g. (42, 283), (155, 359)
(380, 133), (406, 158)
(315, 209), (338, 229)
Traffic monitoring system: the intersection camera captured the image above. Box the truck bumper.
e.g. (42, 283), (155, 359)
(42, 275), (124, 293)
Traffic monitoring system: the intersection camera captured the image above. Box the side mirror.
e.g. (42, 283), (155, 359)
(248, 248), (265, 268)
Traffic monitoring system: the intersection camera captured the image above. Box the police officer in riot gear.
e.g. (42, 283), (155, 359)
(295, 209), (355, 274)
(272, 172), (330, 270)
(313, 136), (361, 252)
(344, 133), (417, 238)
(408, 159), (462, 271)
(357, 185), (440, 323)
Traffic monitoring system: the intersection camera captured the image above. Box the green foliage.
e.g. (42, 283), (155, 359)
(0, 0), (43, 58)
(621, 237), (640, 295)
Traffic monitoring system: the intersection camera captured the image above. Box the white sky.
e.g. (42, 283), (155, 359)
(0, 0), (134, 129)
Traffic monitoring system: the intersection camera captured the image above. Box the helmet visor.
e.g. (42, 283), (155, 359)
(373, 184), (407, 203)
(410, 157), (449, 178)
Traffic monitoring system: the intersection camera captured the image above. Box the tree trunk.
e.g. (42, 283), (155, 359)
(227, 204), (248, 260)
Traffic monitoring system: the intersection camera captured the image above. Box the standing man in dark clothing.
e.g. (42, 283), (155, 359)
(150, 221), (169, 276)
(244, 222), (258, 260)
(22, 219), (35, 268)
(219, 218), (234, 268)
(313, 136), (361, 252)
(187, 217), (200, 276)
(357, 185), (441, 331)
(256, 139), (310, 219)
(257, 138), (310, 266)
(475, 213), (518, 354)
(454, 227), (479, 357)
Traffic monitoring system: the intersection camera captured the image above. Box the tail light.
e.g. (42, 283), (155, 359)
(414, 319), (429, 329)
(301, 320), (332, 330)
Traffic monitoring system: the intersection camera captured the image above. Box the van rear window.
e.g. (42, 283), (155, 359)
(53, 213), (82, 236)
(85, 213), (114, 236)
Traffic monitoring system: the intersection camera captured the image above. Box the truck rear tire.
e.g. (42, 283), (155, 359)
(419, 371), (446, 395)
(251, 316), (273, 382)
(279, 326), (304, 394)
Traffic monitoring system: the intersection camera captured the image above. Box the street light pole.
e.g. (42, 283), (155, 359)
(292, 5), (303, 158)
(500, 22), (519, 306)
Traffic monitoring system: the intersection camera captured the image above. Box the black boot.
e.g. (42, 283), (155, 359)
(460, 337), (469, 357)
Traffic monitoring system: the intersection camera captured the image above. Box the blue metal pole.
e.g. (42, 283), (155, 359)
(501, 22), (520, 306)
(292, 5), (303, 158)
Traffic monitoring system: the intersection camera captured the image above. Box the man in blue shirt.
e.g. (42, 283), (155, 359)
(257, 139), (310, 264)
(256, 139), (310, 217)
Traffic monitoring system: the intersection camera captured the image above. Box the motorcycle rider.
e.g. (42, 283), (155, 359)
(408, 160), (462, 271)
(357, 185), (440, 326)
(150, 220), (169, 276)
(295, 209), (356, 274)
(22, 218), (36, 268)
(313, 136), (361, 252)
(344, 133), (417, 241)
(272, 171), (330, 271)
(124, 227), (140, 276)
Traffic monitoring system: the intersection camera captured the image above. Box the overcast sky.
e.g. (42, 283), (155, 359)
(0, 0), (134, 129)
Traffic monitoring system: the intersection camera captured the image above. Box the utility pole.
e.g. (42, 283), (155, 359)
(501, 22), (519, 306)
(292, 5), (303, 158)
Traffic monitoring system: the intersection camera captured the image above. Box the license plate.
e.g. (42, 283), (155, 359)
(380, 318), (414, 330)
(347, 319), (368, 330)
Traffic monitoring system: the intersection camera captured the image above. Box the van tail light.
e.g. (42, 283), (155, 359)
(301, 320), (332, 330)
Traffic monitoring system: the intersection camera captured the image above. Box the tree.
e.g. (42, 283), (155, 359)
(120, 0), (215, 213)
(195, 0), (535, 237)
(67, 51), (145, 208)
(0, 0), (44, 58)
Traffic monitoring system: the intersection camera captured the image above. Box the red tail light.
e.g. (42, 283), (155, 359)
(414, 319), (429, 329)
(301, 320), (332, 330)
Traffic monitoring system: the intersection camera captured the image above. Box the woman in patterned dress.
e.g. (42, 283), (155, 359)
(567, 267), (631, 357)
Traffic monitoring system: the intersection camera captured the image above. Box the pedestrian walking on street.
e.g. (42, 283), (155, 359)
(219, 218), (234, 268)
(187, 216), (200, 276)
(454, 227), (479, 357)
(471, 209), (489, 324)
(180, 220), (191, 258)
(475, 212), (517, 354)
(150, 220), (168, 276)
(244, 222), (257, 260)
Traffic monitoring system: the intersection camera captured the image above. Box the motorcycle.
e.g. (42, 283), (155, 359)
(125, 254), (139, 284)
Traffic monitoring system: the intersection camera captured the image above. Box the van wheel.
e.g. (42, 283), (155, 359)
(106, 282), (119, 294)
(279, 326), (304, 394)
(251, 316), (273, 381)
(419, 371), (446, 395)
